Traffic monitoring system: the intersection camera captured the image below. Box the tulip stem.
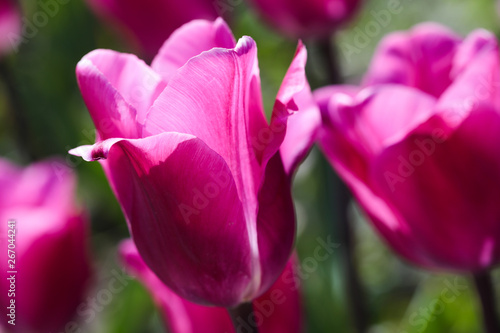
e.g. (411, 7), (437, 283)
(473, 271), (500, 333)
(317, 37), (343, 85)
(339, 183), (369, 333)
(228, 302), (259, 333)
(317, 37), (370, 333)
(0, 58), (36, 161)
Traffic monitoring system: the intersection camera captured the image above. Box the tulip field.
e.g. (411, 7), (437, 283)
(1, 0), (500, 332)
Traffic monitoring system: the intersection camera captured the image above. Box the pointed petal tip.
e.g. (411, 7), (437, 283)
(214, 16), (228, 27)
(68, 145), (94, 162)
(77, 49), (114, 67)
(296, 39), (307, 57)
(235, 36), (257, 56)
(69, 138), (122, 162)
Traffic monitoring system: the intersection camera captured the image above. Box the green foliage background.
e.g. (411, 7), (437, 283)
(1, 0), (499, 332)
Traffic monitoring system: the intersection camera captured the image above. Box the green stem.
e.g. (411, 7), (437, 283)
(473, 271), (500, 333)
(228, 302), (259, 333)
(317, 37), (369, 333)
(317, 37), (343, 85)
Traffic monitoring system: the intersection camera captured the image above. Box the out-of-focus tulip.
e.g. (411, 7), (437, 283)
(247, 0), (361, 38)
(316, 23), (500, 272)
(85, 0), (219, 57)
(120, 239), (302, 333)
(70, 18), (313, 307)
(0, 0), (21, 55)
(0, 159), (91, 332)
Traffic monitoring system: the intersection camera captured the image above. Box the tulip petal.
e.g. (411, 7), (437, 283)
(434, 39), (500, 131)
(78, 132), (253, 306)
(320, 23), (500, 272)
(317, 88), (436, 267)
(120, 239), (234, 333)
(452, 29), (498, 77)
(279, 85), (358, 178)
(318, 111), (426, 267)
(0, 158), (91, 332)
(145, 41), (265, 294)
(322, 85), (437, 157)
(371, 104), (500, 271)
(76, 54), (138, 140)
(145, 38), (263, 192)
(278, 60), (336, 178)
(314, 85), (359, 111)
(279, 97), (321, 177)
(262, 41), (310, 169)
(249, 42), (310, 293)
(363, 23), (461, 97)
(255, 153), (295, 295)
(0, 159), (75, 217)
(120, 239), (302, 333)
(256, 256), (302, 333)
(11, 212), (90, 331)
(315, 85), (370, 186)
(76, 49), (167, 140)
(151, 18), (237, 82)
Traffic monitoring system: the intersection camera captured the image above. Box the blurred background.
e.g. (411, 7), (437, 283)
(1, 0), (499, 332)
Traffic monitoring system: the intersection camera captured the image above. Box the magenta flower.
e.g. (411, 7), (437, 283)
(120, 239), (302, 333)
(70, 18), (313, 306)
(0, 159), (91, 332)
(85, 0), (218, 57)
(0, 0), (21, 55)
(247, 0), (361, 38)
(316, 23), (500, 272)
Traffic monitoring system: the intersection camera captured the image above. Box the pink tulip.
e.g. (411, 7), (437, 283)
(70, 18), (313, 306)
(120, 239), (302, 333)
(247, 0), (361, 38)
(0, 0), (21, 55)
(0, 159), (91, 332)
(316, 23), (500, 272)
(85, 0), (219, 57)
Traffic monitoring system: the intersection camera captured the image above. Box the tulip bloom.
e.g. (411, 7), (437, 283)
(120, 239), (302, 333)
(0, 159), (91, 332)
(70, 18), (313, 306)
(85, 0), (218, 57)
(316, 23), (500, 272)
(247, 0), (361, 38)
(0, 0), (21, 54)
